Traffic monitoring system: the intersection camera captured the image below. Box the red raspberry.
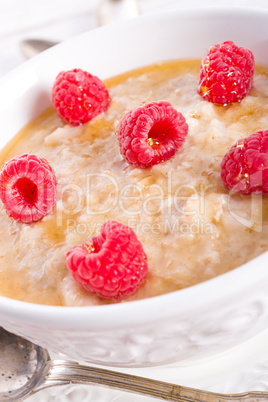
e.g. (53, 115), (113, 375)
(0, 154), (57, 223)
(117, 101), (188, 169)
(52, 68), (110, 126)
(221, 130), (268, 195)
(65, 221), (148, 300)
(198, 41), (254, 105)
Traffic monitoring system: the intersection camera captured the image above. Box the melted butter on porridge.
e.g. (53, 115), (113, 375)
(0, 59), (268, 306)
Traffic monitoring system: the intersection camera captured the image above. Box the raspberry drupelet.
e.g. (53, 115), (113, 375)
(117, 101), (188, 168)
(221, 130), (268, 195)
(65, 221), (148, 300)
(52, 68), (110, 126)
(198, 41), (254, 105)
(0, 154), (57, 223)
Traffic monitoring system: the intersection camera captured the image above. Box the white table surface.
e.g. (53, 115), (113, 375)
(2, 0), (268, 400)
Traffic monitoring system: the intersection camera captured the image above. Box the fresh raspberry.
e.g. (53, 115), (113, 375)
(221, 130), (268, 195)
(198, 41), (254, 105)
(0, 154), (57, 223)
(65, 221), (148, 300)
(117, 101), (188, 169)
(52, 68), (110, 126)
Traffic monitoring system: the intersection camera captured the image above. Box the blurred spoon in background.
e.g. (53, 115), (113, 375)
(20, 0), (140, 59)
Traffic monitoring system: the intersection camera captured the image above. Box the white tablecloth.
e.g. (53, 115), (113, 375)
(2, 0), (268, 401)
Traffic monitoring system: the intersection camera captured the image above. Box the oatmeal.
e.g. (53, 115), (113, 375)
(0, 59), (268, 306)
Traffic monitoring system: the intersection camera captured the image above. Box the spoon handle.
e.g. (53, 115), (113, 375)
(35, 360), (268, 401)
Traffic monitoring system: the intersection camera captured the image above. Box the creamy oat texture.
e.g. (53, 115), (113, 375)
(0, 60), (268, 306)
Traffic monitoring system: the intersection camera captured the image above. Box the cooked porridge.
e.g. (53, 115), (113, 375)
(0, 59), (268, 306)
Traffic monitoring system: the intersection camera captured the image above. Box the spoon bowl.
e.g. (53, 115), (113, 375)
(0, 327), (49, 401)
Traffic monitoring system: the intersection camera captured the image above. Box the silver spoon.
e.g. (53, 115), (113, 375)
(1, 327), (268, 401)
(20, 0), (140, 59)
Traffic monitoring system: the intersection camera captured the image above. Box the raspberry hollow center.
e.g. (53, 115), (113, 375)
(147, 121), (175, 149)
(15, 177), (37, 205)
(83, 243), (97, 253)
(82, 236), (103, 254)
(147, 137), (161, 149)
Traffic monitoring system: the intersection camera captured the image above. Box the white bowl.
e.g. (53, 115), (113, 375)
(0, 6), (268, 368)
